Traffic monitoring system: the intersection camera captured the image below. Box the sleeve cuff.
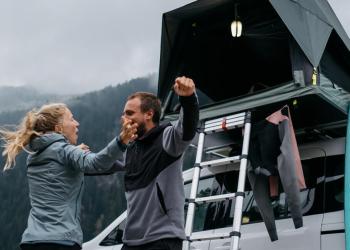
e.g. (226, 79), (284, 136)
(179, 93), (198, 106)
(116, 137), (127, 152)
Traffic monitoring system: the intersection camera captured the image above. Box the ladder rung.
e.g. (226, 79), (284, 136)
(189, 232), (231, 241)
(205, 112), (246, 126)
(204, 119), (245, 134)
(200, 156), (240, 168)
(205, 115), (245, 128)
(194, 193), (236, 204)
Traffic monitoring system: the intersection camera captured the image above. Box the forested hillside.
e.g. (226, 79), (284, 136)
(0, 86), (68, 113)
(0, 75), (156, 250)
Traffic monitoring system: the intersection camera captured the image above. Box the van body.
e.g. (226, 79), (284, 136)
(82, 136), (345, 250)
(90, 0), (350, 249)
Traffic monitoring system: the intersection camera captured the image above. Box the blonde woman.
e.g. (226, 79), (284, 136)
(0, 103), (137, 250)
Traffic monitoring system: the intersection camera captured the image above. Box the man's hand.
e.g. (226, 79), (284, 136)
(119, 118), (138, 145)
(173, 76), (195, 96)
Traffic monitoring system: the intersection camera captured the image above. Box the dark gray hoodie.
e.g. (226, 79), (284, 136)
(117, 94), (199, 246)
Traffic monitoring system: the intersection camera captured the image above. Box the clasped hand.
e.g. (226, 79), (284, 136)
(173, 76), (195, 96)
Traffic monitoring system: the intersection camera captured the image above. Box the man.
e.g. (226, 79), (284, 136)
(118, 76), (199, 250)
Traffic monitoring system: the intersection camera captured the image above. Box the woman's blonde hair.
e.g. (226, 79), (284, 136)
(0, 103), (68, 170)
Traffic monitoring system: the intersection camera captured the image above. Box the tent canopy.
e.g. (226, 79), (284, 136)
(158, 0), (350, 117)
(270, 0), (350, 66)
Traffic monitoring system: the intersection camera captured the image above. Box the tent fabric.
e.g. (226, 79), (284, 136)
(318, 74), (350, 112)
(312, 0), (350, 52)
(164, 79), (349, 127)
(158, 0), (293, 104)
(269, 0), (350, 67)
(159, 0), (350, 134)
(158, 0), (350, 107)
(289, 39), (314, 85)
(320, 37), (350, 93)
(270, 0), (333, 66)
(158, 0), (232, 100)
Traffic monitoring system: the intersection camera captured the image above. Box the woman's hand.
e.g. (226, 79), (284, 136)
(78, 143), (90, 152)
(119, 118), (138, 145)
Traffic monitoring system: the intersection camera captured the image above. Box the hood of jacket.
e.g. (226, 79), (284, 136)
(28, 133), (67, 153)
(137, 122), (171, 143)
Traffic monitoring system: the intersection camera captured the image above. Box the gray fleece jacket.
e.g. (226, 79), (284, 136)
(21, 133), (125, 246)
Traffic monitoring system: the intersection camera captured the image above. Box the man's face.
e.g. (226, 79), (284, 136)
(123, 97), (149, 137)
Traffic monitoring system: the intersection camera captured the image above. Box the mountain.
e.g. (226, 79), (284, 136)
(0, 75), (157, 250)
(0, 86), (69, 113)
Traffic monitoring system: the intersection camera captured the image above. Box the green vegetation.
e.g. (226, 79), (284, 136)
(0, 75), (156, 250)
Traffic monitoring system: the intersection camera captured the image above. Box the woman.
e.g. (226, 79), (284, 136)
(0, 103), (137, 250)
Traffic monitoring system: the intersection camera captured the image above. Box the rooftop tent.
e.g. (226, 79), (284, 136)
(158, 0), (350, 122)
(159, 0), (296, 110)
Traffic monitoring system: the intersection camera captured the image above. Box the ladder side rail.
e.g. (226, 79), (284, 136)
(231, 112), (251, 250)
(184, 132), (205, 250)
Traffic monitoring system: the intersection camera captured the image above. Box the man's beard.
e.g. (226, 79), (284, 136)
(137, 122), (146, 138)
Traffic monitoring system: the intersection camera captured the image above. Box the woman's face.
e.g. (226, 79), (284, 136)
(61, 109), (80, 145)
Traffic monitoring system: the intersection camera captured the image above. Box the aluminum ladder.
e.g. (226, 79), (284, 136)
(184, 111), (251, 250)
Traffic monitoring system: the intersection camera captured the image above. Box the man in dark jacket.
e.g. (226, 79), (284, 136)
(117, 76), (199, 250)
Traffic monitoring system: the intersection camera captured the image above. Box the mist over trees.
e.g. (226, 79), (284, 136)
(0, 75), (156, 250)
(0, 86), (69, 113)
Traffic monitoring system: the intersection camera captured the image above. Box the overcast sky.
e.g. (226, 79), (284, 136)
(0, 0), (349, 94)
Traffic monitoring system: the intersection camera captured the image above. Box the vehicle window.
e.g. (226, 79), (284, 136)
(184, 177), (217, 232)
(182, 145), (197, 171)
(182, 142), (238, 172)
(324, 155), (344, 212)
(241, 156), (326, 223)
(99, 219), (125, 246)
(184, 155), (327, 230)
(301, 156), (326, 215)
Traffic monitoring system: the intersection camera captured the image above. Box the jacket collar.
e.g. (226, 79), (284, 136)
(137, 122), (171, 142)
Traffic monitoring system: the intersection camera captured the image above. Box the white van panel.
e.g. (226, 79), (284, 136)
(83, 212), (127, 250)
(322, 211), (344, 225)
(183, 230), (212, 250)
(210, 214), (323, 250)
(321, 211), (345, 250)
(321, 234), (345, 250)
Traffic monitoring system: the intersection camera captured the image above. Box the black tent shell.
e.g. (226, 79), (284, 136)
(157, 0), (350, 132)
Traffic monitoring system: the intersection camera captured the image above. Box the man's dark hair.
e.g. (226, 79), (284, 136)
(127, 92), (161, 124)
